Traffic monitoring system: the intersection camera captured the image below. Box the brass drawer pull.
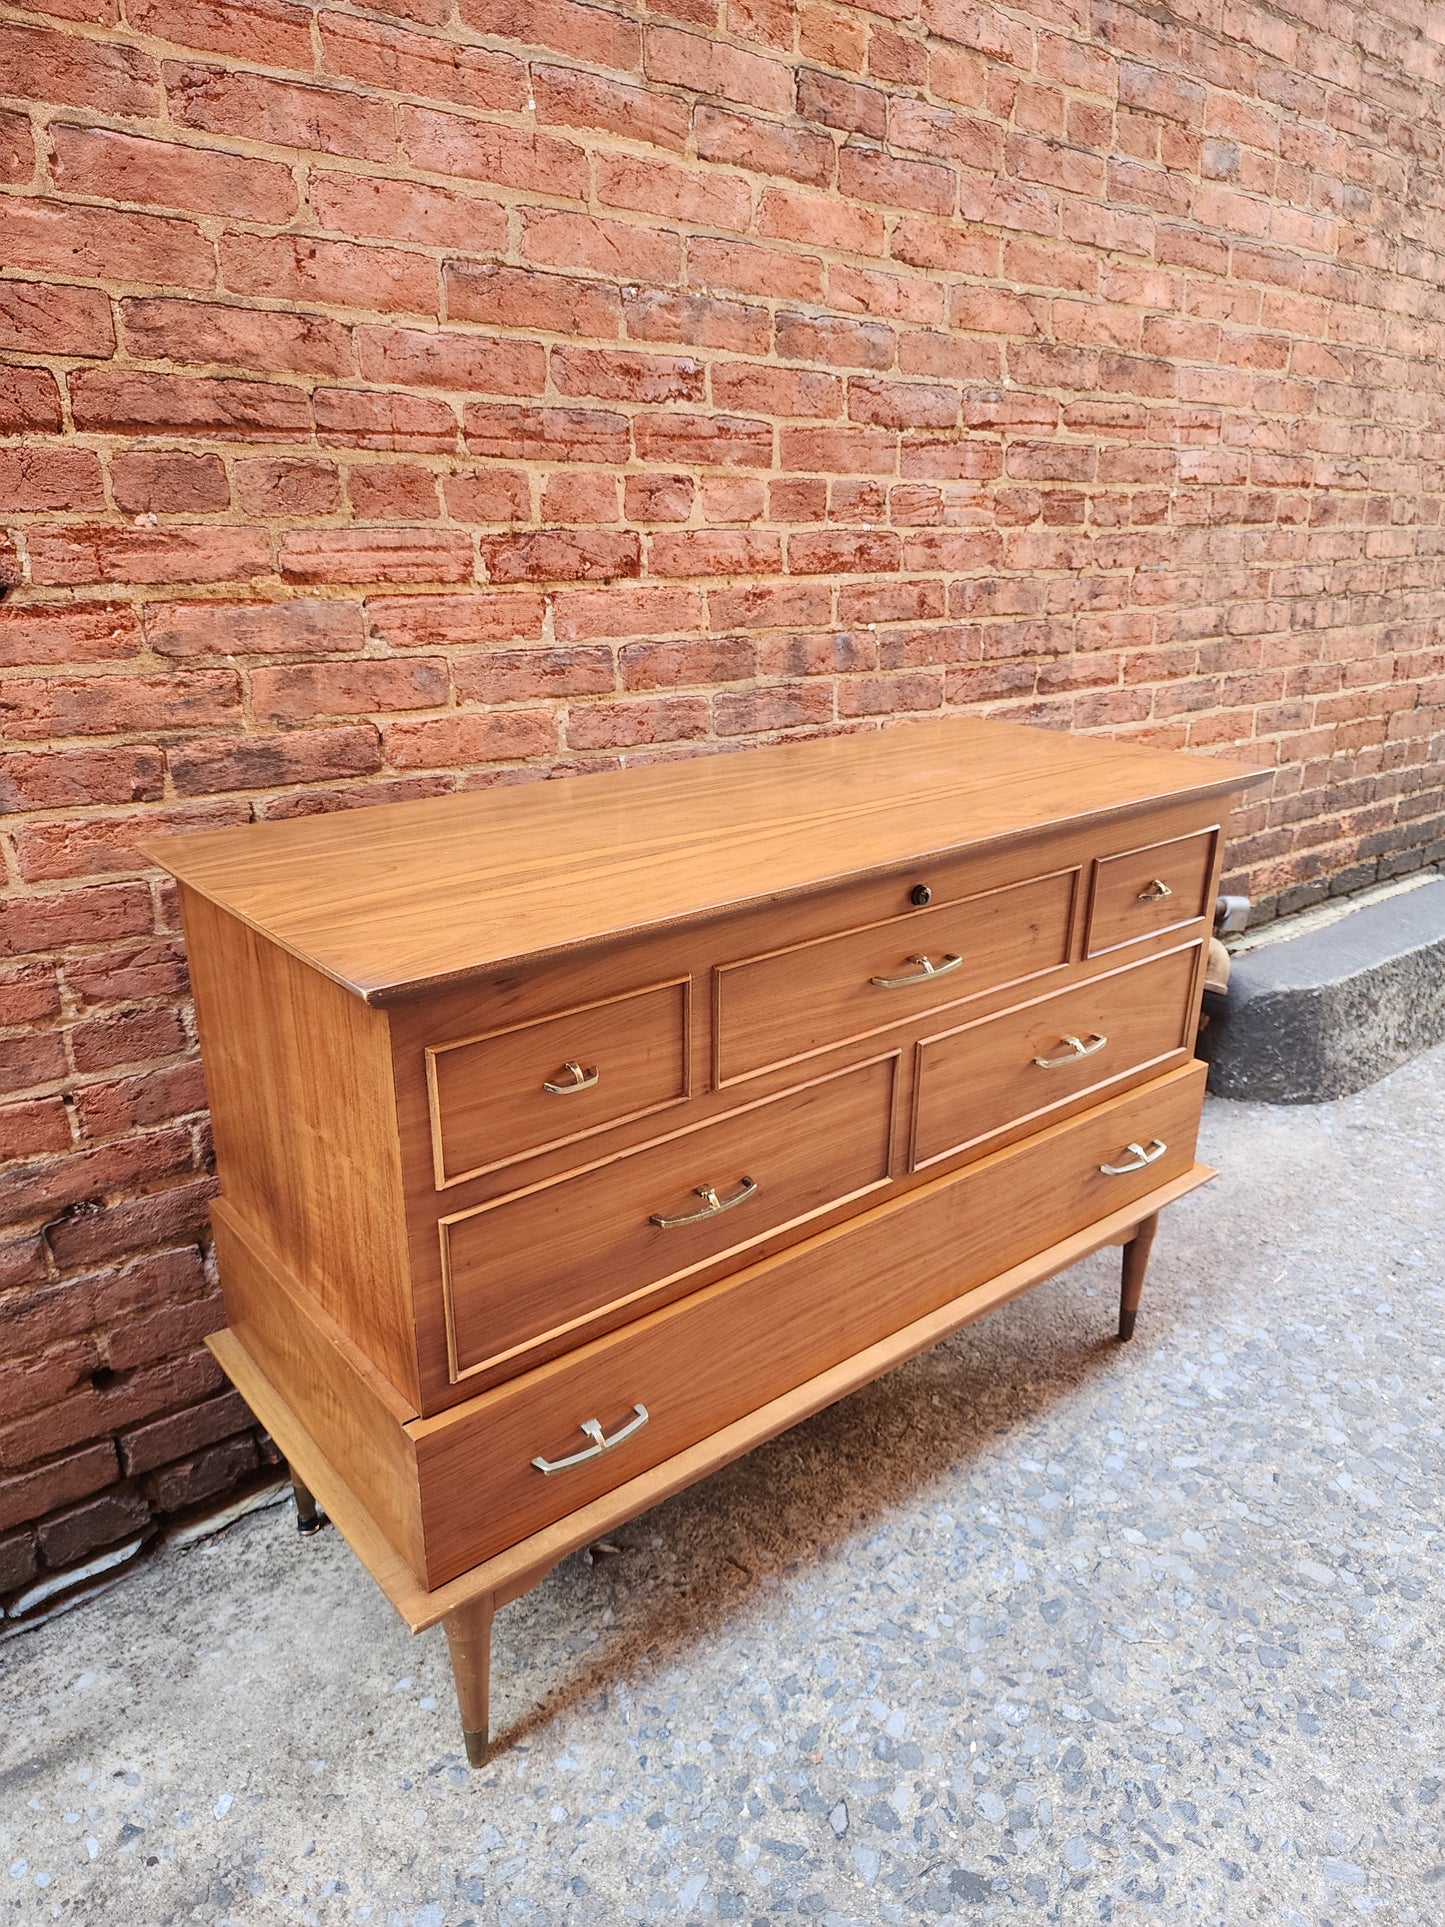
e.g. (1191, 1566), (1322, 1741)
(1034, 1032), (1107, 1069)
(870, 953), (963, 989)
(1100, 1138), (1166, 1176)
(543, 1060), (599, 1094)
(531, 1404), (649, 1476)
(649, 1176), (759, 1228)
(1137, 878), (1173, 902)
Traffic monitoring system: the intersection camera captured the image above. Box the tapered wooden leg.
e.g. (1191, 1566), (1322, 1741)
(287, 1463), (323, 1536)
(443, 1594), (494, 1767)
(1118, 1212), (1159, 1342)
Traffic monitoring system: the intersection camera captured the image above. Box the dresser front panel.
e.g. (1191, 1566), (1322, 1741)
(426, 978), (690, 1187)
(411, 1061), (1207, 1586)
(438, 1052), (898, 1385)
(713, 866), (1079, 1085)
(912, 941), (1202, 1169)
(1086, 827), (1218, 956)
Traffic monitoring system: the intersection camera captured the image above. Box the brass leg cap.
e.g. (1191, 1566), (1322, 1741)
(463, 1728), (490, 1768)
(1118, 1309), (1137, 1342)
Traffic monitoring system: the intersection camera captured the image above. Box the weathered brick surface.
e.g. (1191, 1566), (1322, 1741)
(2, 0), (1443, 1593)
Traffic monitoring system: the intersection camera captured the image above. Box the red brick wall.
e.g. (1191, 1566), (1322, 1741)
(1, 0), (1442, 1602)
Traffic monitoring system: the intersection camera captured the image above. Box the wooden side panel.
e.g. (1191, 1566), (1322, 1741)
(410, 1061), (1208, 1586)
(212, 1205), (425, 1577)
(179, 885), (419, 1405)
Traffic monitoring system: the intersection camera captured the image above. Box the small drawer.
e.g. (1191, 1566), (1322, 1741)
(438, 1052), (898, 1382)
(1086, 828), (1216, 956)
(425, 978), (689, 1186)
(410, 1060), (1206, 1585)
(912, 942), (1200, 1168)
(714, 866), (1077, 1084)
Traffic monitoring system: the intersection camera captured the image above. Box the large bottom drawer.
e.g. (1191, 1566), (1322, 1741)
(409, 1060), (1207, 1586)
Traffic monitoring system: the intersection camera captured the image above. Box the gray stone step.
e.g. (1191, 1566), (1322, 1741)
(1199, 874), (1445, 1102)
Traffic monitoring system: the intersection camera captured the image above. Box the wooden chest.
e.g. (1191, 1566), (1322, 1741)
(147, 716), (1260, 1762)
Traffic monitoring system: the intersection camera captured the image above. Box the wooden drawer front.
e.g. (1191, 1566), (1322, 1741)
(714, 866), (1077, 1085)
(412, 1061), (1206, 1584)
(426, 978), (689, 1186)
(1086, 828), (1216, 956)
(912, 942), (1200, 1169)
(439, 1052), (898, 1383)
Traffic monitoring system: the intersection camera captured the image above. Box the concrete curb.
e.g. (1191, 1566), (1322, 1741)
(1199, 874), (1445, 1102)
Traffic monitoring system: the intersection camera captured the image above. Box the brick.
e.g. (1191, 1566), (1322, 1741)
(35, 1488), (152, 1567)
(788, 529), (902, 574)
(795, 69), (887, 140)
(355, 325), (545, 395)
(70, 1006), (187, 1074)
(120, 297), (353, 379)
(146, 598), (363, 659)
(648, 530), (782, 576)
(0, 1129), (194, 1231)
(6, 194), (217, 287)
(125, 0), (314, 68)
(43, 1192), (213, 1272)
(65, 936), (188, 1004)
(445, 262), (622, 339)
(0, 280), (114, 357)
(109, 451), (228, 515)
(26, 525), (272, 588)
(74, 1062), (206, 1142)
(481, 530), (640, 584)
(620, 637), (755, 689)
(0, 448), (105, 512)
(313, 387), (458, 452)
(624, 288), (769, 354)
(521, 208), (682, 285)
(0, 1528), (38, 1594)
(11, 802), (249, 883)
(0, 1444), (117, 1534)
(689, 236), (824, 303)
(838, 145), (956, 216)
(714, 682), (836, 734)
(250, 659), (449, 722)
(552, 585), (701, 640)
(0, 883), (152, 958)
(165, 62), (397, 164)
(444, 467), (530, 523)
(0, 1031), (67, 1099)
(49, 124), (297, 223)
(564, 695), (709, 751)
(454, 646), (616, 703)
(458, 0), (642, 72)
(70, 369), (310, 441)
(382, 709), (557, 767)
(696, 107), (834, 186)
(169, 726), (382, 796)
(464, 403), (629, 464)
(712, 365), (841, 419)
(0, 1099), (71, 1161)
(633, 413), (772, 468)
(119, 1388), (251, 1477)
(597, 153), (752, 231)
(310, 170), (507, 255)
(625, 473), (694, 522)
(533, 64), (689, 153)
(1, 105), (33, 183)
(319, 12), (527, 112)
(0, 670), (238, 743)
(366, 592), (545, 647)
(0, 366), (63, 434)
(399, 107), (588, 200)
(0, 747), (164, 813)
(0, 23), (158, 118)
(279, 529), (473, 584)
(234, 460), (344, 518)
(219, 233), (437, 317)
(143, 1433), (258, 1513)
(0, 963), (61, 1025)
(348, 462), (440, 520)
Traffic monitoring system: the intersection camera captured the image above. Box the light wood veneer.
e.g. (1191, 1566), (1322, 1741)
(147, 714), (1264, 1764)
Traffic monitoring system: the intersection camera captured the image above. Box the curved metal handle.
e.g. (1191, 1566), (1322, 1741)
(650, 1176), (758, 1229)
(870, 953), (964, 990)
(1033, 1032), (1108, 1069)
(543, 1060), (599, 1095)
(531, 1404), (649, 1476)
(1137, 878), (1173, 902)
(1100, 1138), (1166, 1176)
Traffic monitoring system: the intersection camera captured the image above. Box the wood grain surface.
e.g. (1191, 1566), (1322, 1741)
(145, 717), (1262, 1004)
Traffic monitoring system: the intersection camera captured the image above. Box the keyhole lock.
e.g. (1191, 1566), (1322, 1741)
(910, 883), (933, 906)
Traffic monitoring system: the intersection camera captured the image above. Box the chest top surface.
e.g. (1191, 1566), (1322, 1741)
(144, 716), (1262, 1005)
